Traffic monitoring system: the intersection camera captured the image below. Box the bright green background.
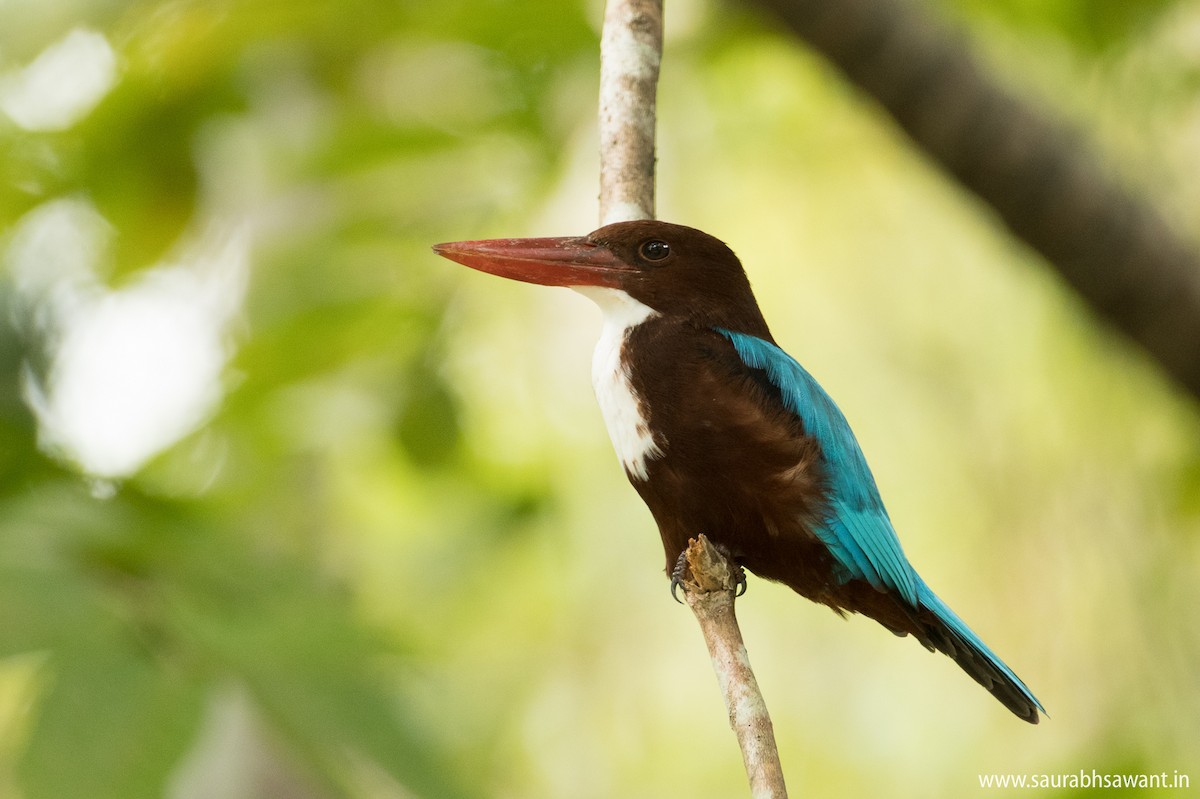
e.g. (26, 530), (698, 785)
(1, 0), (1198, 797)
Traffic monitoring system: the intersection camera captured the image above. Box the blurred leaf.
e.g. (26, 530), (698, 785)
(158, 538), (470, 799)
(67, 84), (208, 278)
(0, 299), (58, 496)
(395, 365), (462, 469)
(0, 569), (102, 658)
(19, 646), (206, 799)
(233, 296), (434, 397)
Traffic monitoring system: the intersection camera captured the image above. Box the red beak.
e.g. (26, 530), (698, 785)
(432, 236), (630, 288)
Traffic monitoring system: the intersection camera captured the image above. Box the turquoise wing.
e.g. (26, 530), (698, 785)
(717, 329), (919, 607)
(718, 329), (1044, 716)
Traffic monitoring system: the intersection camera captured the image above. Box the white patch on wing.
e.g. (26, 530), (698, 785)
(574, 286), (664, 480)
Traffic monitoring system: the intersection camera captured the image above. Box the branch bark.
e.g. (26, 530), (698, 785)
(599, 0), (662, 224)
(682, 536), (789, 799)
(746, 0), (1200, 401)
(598, 3), (789, 795)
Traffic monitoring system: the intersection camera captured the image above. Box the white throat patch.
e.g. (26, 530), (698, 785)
(573, 286), (664, 480)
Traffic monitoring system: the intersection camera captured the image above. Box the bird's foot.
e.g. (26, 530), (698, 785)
(733, 561), (748, 597)
(670, 550), (689, 604)
(669, 544), (747, 602)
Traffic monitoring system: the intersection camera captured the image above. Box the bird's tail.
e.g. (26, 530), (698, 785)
(914, 578), (1044, 723)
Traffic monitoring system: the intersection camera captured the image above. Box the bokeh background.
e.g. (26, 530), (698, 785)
(1, 0), (1198, 797)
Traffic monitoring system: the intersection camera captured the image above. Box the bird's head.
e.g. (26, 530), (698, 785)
(433, 220), (771, 337)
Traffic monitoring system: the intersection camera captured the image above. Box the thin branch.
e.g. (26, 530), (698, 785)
(597, 3), (789, 795)
(746, 0), (1200, 400)
(598, 0), (663, 224)
(682, 536), (789, 799)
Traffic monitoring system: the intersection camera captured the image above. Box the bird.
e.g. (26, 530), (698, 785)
(433, 219), (1044, 723)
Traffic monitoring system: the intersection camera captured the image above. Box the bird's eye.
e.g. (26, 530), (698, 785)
(638, 239), (670, 262)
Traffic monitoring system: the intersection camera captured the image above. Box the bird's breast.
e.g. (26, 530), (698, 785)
(581, 287), (665, 481)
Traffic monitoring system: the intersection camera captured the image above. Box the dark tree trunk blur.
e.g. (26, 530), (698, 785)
(746, 0), (1200, 401)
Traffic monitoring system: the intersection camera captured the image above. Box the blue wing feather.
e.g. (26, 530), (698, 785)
(915, 579), (1044, 712)
(718, 329), (919, 606)
(718, 328), (1045, 715)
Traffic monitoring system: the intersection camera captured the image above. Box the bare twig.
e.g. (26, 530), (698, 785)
(597, 3), (789, 795)
(682, 536), (789, 799)
(598, 0), (663, 224)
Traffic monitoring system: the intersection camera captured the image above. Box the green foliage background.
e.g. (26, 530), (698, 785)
(1, 0), (1198, 797)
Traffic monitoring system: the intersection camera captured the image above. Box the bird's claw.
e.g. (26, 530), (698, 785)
(733, 563), (748, 597)
(670, 550), (690, 604)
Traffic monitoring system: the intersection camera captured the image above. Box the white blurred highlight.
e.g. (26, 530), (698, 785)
(0, 28), (119, 131)
(8, 199), (247, 478)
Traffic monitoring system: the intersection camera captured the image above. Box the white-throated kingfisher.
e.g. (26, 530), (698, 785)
(434, 220), (1043, 723)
